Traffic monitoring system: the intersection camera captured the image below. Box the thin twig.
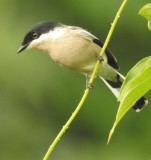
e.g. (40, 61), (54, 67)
(43, 0), (128, 159)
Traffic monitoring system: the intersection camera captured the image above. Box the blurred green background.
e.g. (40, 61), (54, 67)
(1, 0), (151, 159)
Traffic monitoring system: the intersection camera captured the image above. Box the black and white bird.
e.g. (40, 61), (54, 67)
(18, 21), (148, 112)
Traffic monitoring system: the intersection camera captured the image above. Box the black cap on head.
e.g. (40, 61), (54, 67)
(18, 21), (61, 53)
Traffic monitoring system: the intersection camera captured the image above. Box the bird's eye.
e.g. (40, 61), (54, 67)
(32, 33), (38, 39)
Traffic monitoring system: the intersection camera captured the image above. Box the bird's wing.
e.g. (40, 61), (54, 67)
(92, 39), (119, 70)
(70, 26), (119, 70)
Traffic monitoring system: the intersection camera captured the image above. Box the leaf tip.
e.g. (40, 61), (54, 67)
(107, 123), (116, 144)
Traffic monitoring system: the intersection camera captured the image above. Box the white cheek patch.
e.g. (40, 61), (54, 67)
(41, 28), (65, 40)
(28, 27), (65, 49)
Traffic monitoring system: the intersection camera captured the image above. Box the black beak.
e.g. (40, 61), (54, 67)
(17, 43), (29, 53)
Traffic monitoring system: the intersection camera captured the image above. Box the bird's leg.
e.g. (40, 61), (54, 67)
(96, 54), (104, 62)
(86, 74), (94, 89)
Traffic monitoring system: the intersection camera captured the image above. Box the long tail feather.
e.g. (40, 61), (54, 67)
(99, 72), (148, 112)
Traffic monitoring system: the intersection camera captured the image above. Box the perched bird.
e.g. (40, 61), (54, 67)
(18, 21), (148, 112)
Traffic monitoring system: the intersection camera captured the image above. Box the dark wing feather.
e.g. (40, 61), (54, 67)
(93, 39), (119, 70)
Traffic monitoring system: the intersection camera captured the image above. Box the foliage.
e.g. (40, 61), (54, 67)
(1, 1), (151, 160)
(108, 3), (151, 143)
(108, 57), (151, 143)
(139, 4), (151, 31)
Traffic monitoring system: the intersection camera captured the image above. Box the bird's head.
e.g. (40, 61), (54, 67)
(17, 21), (62, 53)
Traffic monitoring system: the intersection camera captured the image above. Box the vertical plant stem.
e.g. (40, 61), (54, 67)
(43, 0), (128, 159)
(43, 89), (90, 160)
(89, 0), (128, 85)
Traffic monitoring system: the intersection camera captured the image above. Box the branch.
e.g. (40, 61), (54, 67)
(43, 0), (128, 159)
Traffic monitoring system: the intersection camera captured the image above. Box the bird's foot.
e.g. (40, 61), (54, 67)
(96, 54), (104, 62)
(86, 82), (94, 89)
(86, 75), (94, 89)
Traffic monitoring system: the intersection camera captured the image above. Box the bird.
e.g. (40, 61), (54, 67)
(18, 21), (148, 112)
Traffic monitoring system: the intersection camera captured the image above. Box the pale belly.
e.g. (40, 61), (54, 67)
(49, 35), (107, 74)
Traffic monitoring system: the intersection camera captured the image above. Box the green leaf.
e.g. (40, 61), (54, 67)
(139, 4), (151, 31)
(108, 56), (151, 144)
(119, 57), (151, 101)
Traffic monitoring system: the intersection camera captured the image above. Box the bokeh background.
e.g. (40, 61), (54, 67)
(1, 0), (151, 159)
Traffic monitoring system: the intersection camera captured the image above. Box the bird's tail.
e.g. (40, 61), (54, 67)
(99, 72), (148, 112)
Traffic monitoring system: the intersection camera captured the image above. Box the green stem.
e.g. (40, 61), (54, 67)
(43, 89), (90, 160)
(43, 0), (128, 159)
(89, 0), (128, 85)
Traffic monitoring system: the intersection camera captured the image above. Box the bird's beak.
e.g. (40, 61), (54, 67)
(17, 43), (29, 53)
